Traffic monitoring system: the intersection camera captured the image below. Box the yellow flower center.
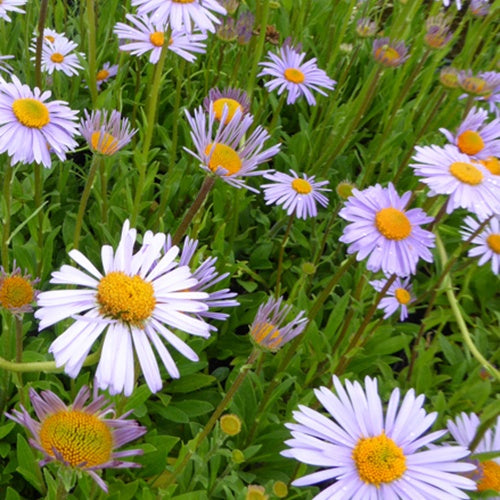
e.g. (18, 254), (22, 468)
(212, 98), (243, 124)
(12, 98), (50, 129)
(91, 131), (120, 155)
(96, 69), (110, 81)
(220, 414), (242, 436)
(149, 31), (165, 47)
(395, 287), (410, 305)
(375, 46), (400, 65)
(477, 460), (500, 494)
(252, 322), (281, 348)
(45, 35), (55, 43)
(487, 234), (500, 254)
(425, 33), (447, 49)
(480, 156), (500, 175)
(375, 207), (412, 241)
(97, 271), (156, 326)
(272, 481), (288, 498)
(449, 161), (483, 185)
(457, 130), (485, 156)
(246, 485), (267, 500)
(50, 52), (64, 63)
(39, 410), (113, 467)
(204, 143), (242, 175)
(461, 76), (490, 96)
(291, 178), (312, 194)
(0, 276), (34, 310)
(284, 68), (305, 84)
(352, 433), (407, 486)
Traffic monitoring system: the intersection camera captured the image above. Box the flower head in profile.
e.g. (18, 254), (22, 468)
(0, 264), (38, 315)
(370, 276), (413, 321)
(246, 485), (268, 500)
(131, 0), (226, 33)
(6, 386), (146, 493)
(236, 10), (254, 44)
(203, 87), (250, 124)
(0, 0), (27, 22)
(261, 169), (330, 220)
(79, 109), (137, 156)
(460, 215), (500, 275)
(258, 44), (336, 105)
(249, 296), (307, 352)
(439, 66), (460, 89)
(411, 144), (500, 219)
(339, 183), (435, 277)
(424, 14), (453, 49)
(0, 75), (79, 167)
(447, 412), (500, 496)
(440, 107), (500, 159)
(96, 62), (118, 89)
(469, 0), (490, 17)
(39, 38), (83, 76)
(282, 375), (476, 499)
(184, 106), (280, 192)
(35, 220), (215, 396)
(458, 70), (500, 117)
(372, 37), (409, 67)
(356, 17), (377, 38)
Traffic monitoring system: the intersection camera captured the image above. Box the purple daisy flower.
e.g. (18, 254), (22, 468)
(458, 70), (500, 117)
(372, 37), (410, 67)
(0, 262), (38, 315)
(370, 276), (414, 321)
(339, 183), (435, 277)
(203, 87), (250, 124)
(39, 37), (83, 76)
(96, 62), (118, 89)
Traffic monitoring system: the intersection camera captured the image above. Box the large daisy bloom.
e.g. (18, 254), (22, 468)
(0, 0), (26, 22)
(40, 38), (83, 76)
(447, 412), (500, 496)
(460, 215), (500, 275)
(0, 75), (79, 167)
(411, 144), (500, 219)
(6, 386), (146, 493)
(131, 0), (226, 33)
(282, 376), (476, 499)
(184, 106), (281, 192)
(370, 276), (413, 321)
(339, 183), (435, 277)
(35, 220), (214, 396)
(258, 44), (336, 106)
(440, 107), (500, 160)
(262, 169), (330, 219)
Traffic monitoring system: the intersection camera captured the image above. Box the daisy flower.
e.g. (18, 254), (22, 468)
(0, 0), (26, 22)
(460, 215), (500, 275)
(39, 38), (83, 76)
(131, 0), (226, 33)
(6, 385), (146, 493)
(356, 18), (377, 38)
(440, 107), (500, 159)
(96, 62), (118, 89)
(0, 75), (79, 167)
(203, 87), (250, 124)
(184, 105), (280, 192)
(372, 37), (410, 67)
(411, 144), (500, 219)
(424, 14), (453, 50)
(282, 375), (476, 499)
(249, 296), (307, 352)
(40, 28), (69, 45)
(35, 220), (215, 396)
(0, 263), (38, 315)
(369, 276), (413, 321)
(79, 109), (137, 156)
(339, 183), (435, 277)
(469, 0), (490, 17)
(258, 44), (336, 105)
(447, 412), (500, 496)
(261, 170), (330, 220)
(458, 70), (500, 117)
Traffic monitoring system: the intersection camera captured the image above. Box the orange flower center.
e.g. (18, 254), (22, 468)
(91, 131), (119, 155)
(96, 69), (110, 81)
(480, 156), (500, 175)
(0, 276), (34, 310)
(149, 31), (165, 47)
(45, 35), (55, 43)
(375, 208), (412, 240)
(12, 98), (50, 129)
(50, 52), (64, 63)
(449, 161), (483, 185)
(291, 178), (312, 194)
(477, 460), (500, 494)
(212, 98), (243, 124)
(395, 287), (410, 305)
(461, 76), (490, 96)
(375, 46), (401, 65)
(487, 234), (500, 254)
(204, 143), (242, 175)
(284, 68), (305, 84)
(457, 130), (485, 155)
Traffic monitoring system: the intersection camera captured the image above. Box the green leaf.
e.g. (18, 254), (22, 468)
(16, 434), (44, 494)
(167, 374), (216, 393)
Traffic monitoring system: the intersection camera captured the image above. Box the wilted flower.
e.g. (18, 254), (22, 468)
(236, 11), (254, 44)
(439, 66), (460, 88)
(356, 17), (377, 38)
(215, 16), (237, 41)
(424, 14), (453, 49)
(372, 37), (409, 67)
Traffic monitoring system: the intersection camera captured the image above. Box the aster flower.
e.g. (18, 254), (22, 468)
(40, 28), (69, 45)
(39, 38), (83, 77)
(0, 0), (26, 22)
(131, 0), (226, 33)
(79, 109), (137, 156)
(6, 386), (146, 493)
(0, 264), (38, 315)
(370, 276), (413, 321)
(216, 16), (237, 42)
(258, 44), (336, 106)
(372, 37), (410, 67)
(460, 215), (500, 275)
(282, 375), (476, 499)
(411, 144), (500, 219)
(261, 169), (330, 220)
(424, 14), (453, 49)
(114, 14), (207, 64)
(458, 70), (500, 117)
(235, 11), (254, 44)
(339, 183), (435, 277)
(96, 62), (118, 89)
(184, 105), (280, 192)
(469, 0), (490, 17)
(35, 220), (214, 396)
(0, 75), (79, 167)
(203, 87), (250, 124)
(447, 412), (500, 496)
(249, 296), (307, 352)
(439, 66), (460, 89)
(356, 17), (377, 38)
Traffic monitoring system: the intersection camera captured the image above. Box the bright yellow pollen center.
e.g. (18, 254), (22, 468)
(375, 208), (412, 240)
(96, 69), (110, 81)
(212, 98), (243, 124)
(395, 287), (410, 305)
(253, 322), (281, 344)
(0, 276), (34, 309)
(149, 31), (165, 47)
(457, 130), (485, 155)
(477, 460), (500, 493)
(220, 414), (242, 436)
(487, 234), (500, 254)
(375, 46), (400, 64)
(97, 271), (156, 326)
(50, 52), (64, 63)
(284, 67), (305, 84)
(39, 411), (113, 467)
(352, 433), (407, 486)
(449, 161), (483, 185)
(291, 178), (312, 194)
(204, 143), (242, 175)
(45, 35), (55, 43)
(480, 156), (500, 175)
(91, 131), (119, 155)
(12, 98), (50, 129)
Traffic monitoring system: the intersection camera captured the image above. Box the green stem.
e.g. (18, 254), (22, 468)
(0, 350), (100, 373)
(268, 93), (286, 132)
(1, 160), (13, 270)
(34, 164), (43, 276)
(275, 214), (295, 298)
(86, 0), (98, 106)
(34, 0), (49, 88)
(14, 316), (26, 406)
